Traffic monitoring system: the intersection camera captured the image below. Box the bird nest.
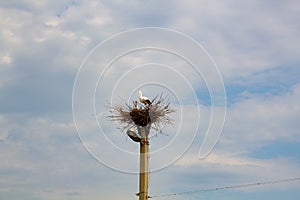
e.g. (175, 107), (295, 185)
(108, 94), (175, 132)
(130, 107), (151, 127)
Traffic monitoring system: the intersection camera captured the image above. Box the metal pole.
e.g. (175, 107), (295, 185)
(138, 126), (149, 200)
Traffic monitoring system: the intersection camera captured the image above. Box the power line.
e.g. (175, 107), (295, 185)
(149, 177), (300, 198)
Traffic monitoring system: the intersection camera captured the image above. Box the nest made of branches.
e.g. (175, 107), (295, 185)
(108, 94), (175, 132)
(130, 107), (151, 127)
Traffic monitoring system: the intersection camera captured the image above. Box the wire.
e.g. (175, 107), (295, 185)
(149, 177), (300, 198)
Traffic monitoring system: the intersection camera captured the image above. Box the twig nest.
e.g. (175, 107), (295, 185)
(108, 94), (175, 132)
(129, 107), (151, 127)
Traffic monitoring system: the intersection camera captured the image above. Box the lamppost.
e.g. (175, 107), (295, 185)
(127, 126), (149, 200)
(138, 126), (149, 200)
(109, 93), (174, 200)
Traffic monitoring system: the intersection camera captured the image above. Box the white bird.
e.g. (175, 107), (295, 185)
(139, 90), (152, 105)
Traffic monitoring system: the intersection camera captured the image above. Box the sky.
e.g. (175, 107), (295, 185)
(1, 0), (300, 199)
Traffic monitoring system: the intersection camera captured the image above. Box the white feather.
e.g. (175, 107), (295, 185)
(139, 91), (151, 105)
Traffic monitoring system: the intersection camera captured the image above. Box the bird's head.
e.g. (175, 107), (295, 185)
(138, 90), (142, 96)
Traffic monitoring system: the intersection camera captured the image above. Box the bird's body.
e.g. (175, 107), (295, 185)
(139, 91), (152, 105)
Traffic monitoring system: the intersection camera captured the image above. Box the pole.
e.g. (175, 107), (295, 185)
(138, 126), (149, 200)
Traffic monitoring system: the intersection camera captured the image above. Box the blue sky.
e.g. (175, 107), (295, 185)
(1, 0), (300, 199)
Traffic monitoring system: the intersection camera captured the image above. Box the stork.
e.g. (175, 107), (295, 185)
(139, 90), (152, 105)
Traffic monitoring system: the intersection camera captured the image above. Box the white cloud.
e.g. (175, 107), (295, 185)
(221, 83), (300, 154)
(168, 83), (300, 193)
(0, 0), (300, 199)
(0, 114), (135, 198)
(172, 0), (300, 79)
(0, 54), (12, 64)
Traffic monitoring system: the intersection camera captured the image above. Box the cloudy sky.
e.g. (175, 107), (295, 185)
(1, 0), (300, 199)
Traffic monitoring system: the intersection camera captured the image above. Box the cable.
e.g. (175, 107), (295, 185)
(149, 177), (300, 198)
